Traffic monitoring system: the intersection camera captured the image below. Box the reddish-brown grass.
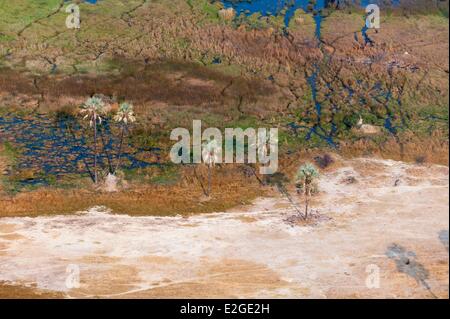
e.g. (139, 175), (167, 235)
(0, 165), (265, 217)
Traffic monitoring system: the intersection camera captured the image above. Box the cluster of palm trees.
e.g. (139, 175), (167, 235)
(79, 95), (320, 218)
(79, 96), (136, 184)
(201, 134), (320, 219)
(200, 130), (278, 198)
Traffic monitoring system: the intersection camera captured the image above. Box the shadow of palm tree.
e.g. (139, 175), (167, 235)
(385, 243), (436, 298)
(438, 230), (449, 252)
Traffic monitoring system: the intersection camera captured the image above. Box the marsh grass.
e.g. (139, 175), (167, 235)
(0, 165), (264, 217)
(0, 2), (448, 213)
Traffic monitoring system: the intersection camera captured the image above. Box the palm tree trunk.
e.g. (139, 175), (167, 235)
(99, 124), (113, 174)
(94, 119), (98, 184)
(254, 163), (265, 185)
(114, 124), (125, 174)
(245, 163), (264, 185)
(305, 185), (310, 219)
(305, 195), (309, 219)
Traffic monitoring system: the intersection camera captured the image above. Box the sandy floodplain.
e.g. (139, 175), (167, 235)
(0, 158), (448, 298)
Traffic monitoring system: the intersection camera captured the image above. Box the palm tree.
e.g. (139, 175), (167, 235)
(113, 102), (136, 174)
(79, 96), (106, 184)
(296, 163), (319, 219)
(202, 139), (221, 197)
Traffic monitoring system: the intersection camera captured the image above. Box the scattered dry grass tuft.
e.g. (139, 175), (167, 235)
(0, 281), (65, 299)
(340, 134), (449, 165)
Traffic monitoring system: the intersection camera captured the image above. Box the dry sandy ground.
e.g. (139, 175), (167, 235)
(0, 158), (448, 298)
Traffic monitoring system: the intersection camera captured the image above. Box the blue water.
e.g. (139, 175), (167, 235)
(221, 0), (404, 146)
(221, 0), (401, 39)
(65, 0), (98, 4)
(1, 0), (408, 184)
(360, 0), (400, 7)
(0, 114), (161, 186)
(222, 0), (326, 36)
(361, 24), (374, 45)
(307, 66), (321, 118)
